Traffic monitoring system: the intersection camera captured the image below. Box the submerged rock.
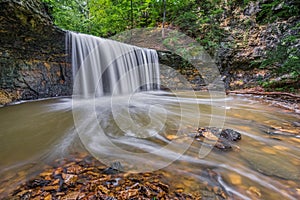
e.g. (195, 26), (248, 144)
(241, 149), (300, 181)
(195, 127), (242, 151)
(102, 161), (124, 175)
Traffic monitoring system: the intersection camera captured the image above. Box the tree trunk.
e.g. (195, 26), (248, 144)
(162, 0), (166, 38)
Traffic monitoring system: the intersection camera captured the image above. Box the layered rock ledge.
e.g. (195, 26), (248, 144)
(0, 0), (72, 104)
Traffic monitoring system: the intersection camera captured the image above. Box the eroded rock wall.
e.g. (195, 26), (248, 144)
(0, 0), (72, 105)
(217, 1), (299, 90)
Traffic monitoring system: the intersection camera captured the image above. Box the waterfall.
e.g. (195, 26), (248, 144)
(66, 31), (160, 97)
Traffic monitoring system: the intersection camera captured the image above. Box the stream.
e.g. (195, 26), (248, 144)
(0, 91), (299, 199)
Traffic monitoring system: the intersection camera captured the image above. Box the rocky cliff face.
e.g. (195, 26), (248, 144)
(217, 1), (299, 90)
(158, 51), (206, 91)
(0, 0), (72, 105)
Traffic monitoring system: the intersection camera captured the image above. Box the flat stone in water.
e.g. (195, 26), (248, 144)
(241, 149), (300, 181)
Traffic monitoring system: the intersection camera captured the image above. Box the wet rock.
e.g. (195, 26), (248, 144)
(262, 125), (298, 137)
(28, 179), (51, 188)
(7, 154), (229, 200)
(220, 129), (242, 141)
(247, 186), (261, 198)
(157, 182), (169, 193)
(103, 161), (123, 175)
(62, 174), (77, 186)
(43, 185), (59, 191)
(66, 164), (83, 174)
(241, 149), (300, 181)
(51, 173), (64, 191)
(98, 185), (109, 194)
(0, 1), (72, 104)
(15, 190), (31, 199)
(201, 190), (218, 199)
(292, 122), (300, 127)
(195, 127), (242, 151)
(61, 191), (80, 200)
(227, 173), (242, 185)
(214, 140), (232, 151)
(118, 189), (139, 199)
(39, 171), (52, 178)
(197, 127), (220, 141)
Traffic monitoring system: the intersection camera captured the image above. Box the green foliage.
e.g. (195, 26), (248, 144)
(259, 44), (300, 79)
(42, 0), (226, 55)
(166, 0), (196, 18)
(41, 0), (226, 51)
(42, 0), (91, 33)
(259, 78), (298, 92)
(42, 0), (163, 37)
(257, 0), (300, 23)
(195, 1), (225, 55)
(162, 0), (225, 55)
(257, 30), (300, 92)
(174, 11), (198, 36)
(88, 0), (129, 37)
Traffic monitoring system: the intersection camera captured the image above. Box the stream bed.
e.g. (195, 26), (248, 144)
(0, 91), (299, 199)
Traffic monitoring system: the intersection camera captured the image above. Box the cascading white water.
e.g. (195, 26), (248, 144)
(66, 31), (160, 97)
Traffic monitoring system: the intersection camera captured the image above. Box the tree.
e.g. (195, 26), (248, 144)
(42, 0), (196, 37)
(162, 0), (166, 37)
(42, 0), (91, 33)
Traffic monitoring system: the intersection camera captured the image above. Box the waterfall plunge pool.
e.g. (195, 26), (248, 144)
(0, 91), (299, 199)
